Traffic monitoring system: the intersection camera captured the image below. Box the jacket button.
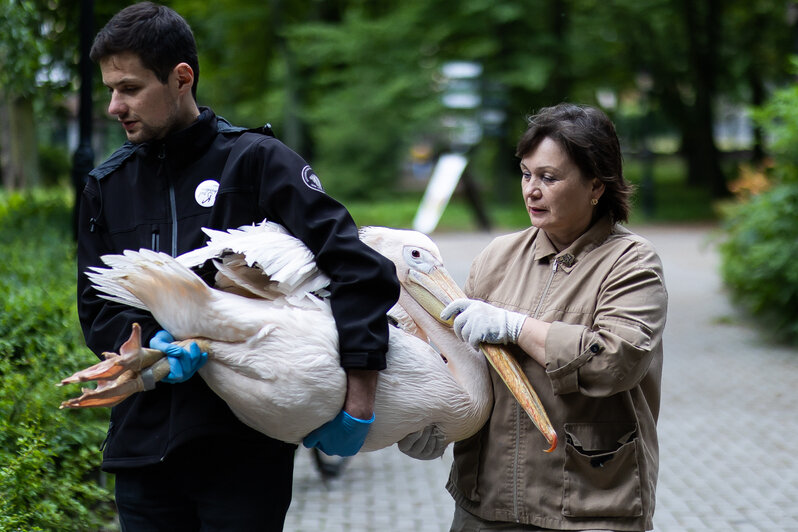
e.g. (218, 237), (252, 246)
(589, 343), (600, 353)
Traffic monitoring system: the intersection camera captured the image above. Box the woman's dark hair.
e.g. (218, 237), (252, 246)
(90, 2), (199, 100)
(516, 103), (633, 223)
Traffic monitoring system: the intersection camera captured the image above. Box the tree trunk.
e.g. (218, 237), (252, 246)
(680, 113), (725, 195)
(0, 98), (10, 188)
(548, 0), (570, 102)
(682, 0), (727, 197)
(0, 94), (41, 190)
(749, 67), (766, 164)
(270, 0), (305, 155)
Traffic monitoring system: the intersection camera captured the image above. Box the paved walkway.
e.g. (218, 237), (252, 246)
(284, 225), (798, 532)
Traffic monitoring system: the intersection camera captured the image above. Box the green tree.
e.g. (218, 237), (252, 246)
(0, 0), (111, 189)
(5, 0), (796, 204)
(285, 2), (447, 197)
(0, 0), (45, 189)
(568, 0), (794, 197)
(170, 0), (325, 155)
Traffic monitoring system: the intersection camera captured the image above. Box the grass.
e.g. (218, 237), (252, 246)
(347, 195), (528, 232)
(624, 156), (717, 224)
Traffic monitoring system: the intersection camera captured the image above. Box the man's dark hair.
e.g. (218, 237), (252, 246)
(516, 103), (633, 223)
(90, 2), (199, 100)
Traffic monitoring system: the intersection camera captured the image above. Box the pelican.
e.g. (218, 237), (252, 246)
(61, 222), (556, 453)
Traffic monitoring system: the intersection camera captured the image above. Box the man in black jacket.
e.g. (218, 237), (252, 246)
(77, 2), (400, 529)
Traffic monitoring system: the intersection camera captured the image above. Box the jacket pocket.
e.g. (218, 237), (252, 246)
(562, 422), (643, 518)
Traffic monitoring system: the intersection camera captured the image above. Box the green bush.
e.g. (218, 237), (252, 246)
(38, 143), (72, 187)
(0, 189), (114, 531)
(719, 61), (798, 345)
(749, 61), (798, 183)
(719, 183), (798, 343)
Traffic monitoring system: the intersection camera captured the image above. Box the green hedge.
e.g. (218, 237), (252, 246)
(0, 189), (114, 531)
(719, 183), (798, 344)
(719, 62), (798, 346)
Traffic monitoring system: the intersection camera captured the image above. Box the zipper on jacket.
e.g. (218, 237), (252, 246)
(532, 258), (559, 320)
(99, 421), (114, 452)
(513, 256), (560, 521)
(156, 143), (179, 258)
(151, 226), (160, 251)
(169, 183), (178, 257)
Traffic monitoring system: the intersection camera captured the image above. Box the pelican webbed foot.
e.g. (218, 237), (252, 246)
(59, 323), (171, 409)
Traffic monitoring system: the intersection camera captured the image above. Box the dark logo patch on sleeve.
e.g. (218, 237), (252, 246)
(301, 165), (325, 193)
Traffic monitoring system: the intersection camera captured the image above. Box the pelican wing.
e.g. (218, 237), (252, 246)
(176, 221), (331, 298)
(86, 249), (173, 311)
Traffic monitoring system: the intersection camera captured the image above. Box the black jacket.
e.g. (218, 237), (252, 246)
(77, 108), (400, 470)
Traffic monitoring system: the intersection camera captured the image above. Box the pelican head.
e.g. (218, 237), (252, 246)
(359, 227), (463, 320)
(360, 227), (557, 452)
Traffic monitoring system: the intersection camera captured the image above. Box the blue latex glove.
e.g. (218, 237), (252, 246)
(302, 410), (375, 457)
(149, 330), (208, 384)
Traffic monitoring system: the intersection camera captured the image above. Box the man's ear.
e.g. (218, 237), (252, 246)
(174, 63), (194, 95)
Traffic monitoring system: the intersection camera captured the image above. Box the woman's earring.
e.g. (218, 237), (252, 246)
(591, 198), (598, 206)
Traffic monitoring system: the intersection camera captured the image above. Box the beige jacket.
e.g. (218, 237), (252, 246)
(447, 217), (667, 531)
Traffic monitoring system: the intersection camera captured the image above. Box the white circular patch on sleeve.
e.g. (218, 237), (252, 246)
(195, 180), (220, 207)
(301, 165), (325, 193)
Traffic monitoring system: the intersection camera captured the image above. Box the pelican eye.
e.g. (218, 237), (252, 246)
(403, 244), (436, 273)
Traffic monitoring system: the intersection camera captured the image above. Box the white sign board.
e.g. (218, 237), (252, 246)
(412, 153), (468, 234)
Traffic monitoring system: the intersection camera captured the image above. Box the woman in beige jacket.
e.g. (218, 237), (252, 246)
(404, 103), (667, 531)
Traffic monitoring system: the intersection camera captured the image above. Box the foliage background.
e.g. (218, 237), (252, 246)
(719, 61), (798, 344)
(0, 190), (114, 530)
(2, 0), (796, 201)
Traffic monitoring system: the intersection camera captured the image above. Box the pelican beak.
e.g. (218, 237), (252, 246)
(479, 344), (557, 452)
(403, 267), (558, 452)
(403, 266), (465, 324)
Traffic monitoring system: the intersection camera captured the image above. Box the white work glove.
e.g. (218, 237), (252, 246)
(398, 425), (447, 460)
(440, 298), (527, 349)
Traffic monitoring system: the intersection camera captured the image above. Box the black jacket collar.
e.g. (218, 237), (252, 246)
(140, 107), (218, 167)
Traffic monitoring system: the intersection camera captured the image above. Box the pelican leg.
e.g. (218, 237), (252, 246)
(59, 323), (172, 409)
(59, 323), (165, 385)
(59, 359), (171, 409)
